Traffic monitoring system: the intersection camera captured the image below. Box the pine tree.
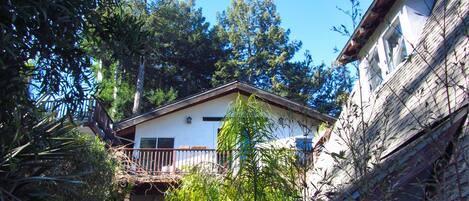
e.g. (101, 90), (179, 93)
(88, 0), (222, 119)
(213, 0), (300, 90)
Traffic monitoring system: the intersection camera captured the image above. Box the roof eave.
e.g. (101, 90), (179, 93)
(335, 0), (397, 65)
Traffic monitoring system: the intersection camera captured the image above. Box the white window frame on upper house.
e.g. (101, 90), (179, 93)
(363, 14), (411, 95)
(382, 17), (409, 75)
(360, 0), (436, 96)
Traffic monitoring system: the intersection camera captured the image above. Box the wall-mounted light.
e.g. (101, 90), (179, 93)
(186, 116), (192, 124)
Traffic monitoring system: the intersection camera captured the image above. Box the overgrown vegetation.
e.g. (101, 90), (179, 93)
(0, 0), (127, 200)
(0, 114), (127, 200)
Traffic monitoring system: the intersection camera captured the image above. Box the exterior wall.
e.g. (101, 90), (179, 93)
(134, 93), (319, 150)
(310, 0), (468, 199)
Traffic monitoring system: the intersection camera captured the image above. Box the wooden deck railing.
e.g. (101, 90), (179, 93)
(40, 98), (96, 121)
(119, 148), (314, 178)
(120, 148), (233, 175)
(39, 97), (119, 144)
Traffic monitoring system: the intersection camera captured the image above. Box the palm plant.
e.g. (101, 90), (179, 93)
(217, 94), (300, 201)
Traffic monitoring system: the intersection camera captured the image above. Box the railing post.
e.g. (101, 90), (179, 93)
(172, 149), (176, 174)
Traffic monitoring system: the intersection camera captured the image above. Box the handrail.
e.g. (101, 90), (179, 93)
(39, 98), (95, 120)
(118, 148), (314, 178)
(119, 148), (234, 176)
(121, 148), (311, 151)
(92, 96), (114, 124)
(38, 97), (120, 145)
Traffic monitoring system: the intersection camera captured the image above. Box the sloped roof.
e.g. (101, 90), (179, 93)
(336, 0), (397, 65)
(115, 81), (336, 131)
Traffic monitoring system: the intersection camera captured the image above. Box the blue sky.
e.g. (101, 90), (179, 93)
(195, 0), (373, 66)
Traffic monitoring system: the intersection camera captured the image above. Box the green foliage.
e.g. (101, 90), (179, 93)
(88, 0), (222, 118)
(308, 63), (353, 116)
(91, 61), (135, 120)
(217, 95), (273, 151)
(219, 95), (300, 201)
(146, 0), (222, 97)
(168, 94), (301, 201)
(0, 0), (102, 104)
(144, 88), (178, 108)
(87, 0), (352, 119)
(43, 130), (127, 201)
(212, 0), (352, 117)
(0, 0), (111, 142)
(166, 168), (228, 201)
(0, 114), (126, 201)
(213, 0), (300, 90)
(0, 1), (126, 200)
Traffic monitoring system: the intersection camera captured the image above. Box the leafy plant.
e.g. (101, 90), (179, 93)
(167, 94), (301, 201)
(0, 114), (126, 201)
(144, 88), (178, 108)
(166, 167), (228, 201)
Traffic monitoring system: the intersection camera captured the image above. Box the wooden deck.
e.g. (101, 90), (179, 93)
(39, 97), (119, 144)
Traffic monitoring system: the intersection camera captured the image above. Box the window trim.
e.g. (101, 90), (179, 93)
(140, 137), (157, 148)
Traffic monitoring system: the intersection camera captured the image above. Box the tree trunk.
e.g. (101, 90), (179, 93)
(97, 60), (103, 82)
(132, 56), (145, 114)
(111, 61), (121, 116)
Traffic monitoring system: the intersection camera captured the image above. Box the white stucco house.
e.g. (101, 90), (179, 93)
(114, 81), (335, 178)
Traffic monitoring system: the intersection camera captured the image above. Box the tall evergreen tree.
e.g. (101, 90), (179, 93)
(89, 0), (222, 119)
(86, 0), (154, 116)
(213, 0), (352, 116)
(213, 0), (300, 90)
(146, 0), (223, 97)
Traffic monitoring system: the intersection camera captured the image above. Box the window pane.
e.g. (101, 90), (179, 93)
(367, 48), (383, 91)
(295, 138), (313, 165)
(295, 138), (313, 151)
(385, 22), (408, 71)
(157, 138), (174, 148)
(140, 138), (157, 148)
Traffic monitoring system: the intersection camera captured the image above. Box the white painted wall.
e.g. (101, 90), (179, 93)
(402, 0), (435, 47)
(134, 93), (320, 150)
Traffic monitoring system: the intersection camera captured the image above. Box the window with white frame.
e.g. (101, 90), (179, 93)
(366, 47), (383, 91)
(383, 20), (408, 72)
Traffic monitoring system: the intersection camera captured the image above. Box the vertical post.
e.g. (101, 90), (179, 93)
(153, 150), (157, 174)
(172, 149), (176, 174)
